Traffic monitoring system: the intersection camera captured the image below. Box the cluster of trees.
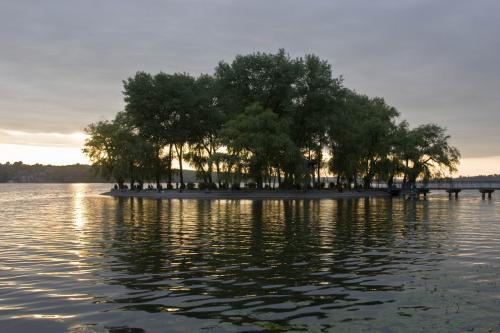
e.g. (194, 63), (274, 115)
(0, 162), (106, 183)
(83, 50), (460, 190)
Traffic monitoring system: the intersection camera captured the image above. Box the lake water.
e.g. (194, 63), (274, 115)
(1, 184), (500, 332)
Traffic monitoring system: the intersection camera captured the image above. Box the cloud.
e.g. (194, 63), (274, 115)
(0, 128), (86, 147)
(0, 0), (500, 162)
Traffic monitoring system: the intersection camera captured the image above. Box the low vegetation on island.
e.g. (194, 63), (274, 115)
(83, 50), (460, 190)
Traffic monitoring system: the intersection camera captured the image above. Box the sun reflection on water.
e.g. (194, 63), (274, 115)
(2, 185), (500, 332)
(71, 184), (87, 229)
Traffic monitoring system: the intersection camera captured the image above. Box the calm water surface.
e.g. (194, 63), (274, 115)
(1, 184), (500, 332)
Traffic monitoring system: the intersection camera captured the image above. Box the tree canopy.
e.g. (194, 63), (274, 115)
(83, 49), (460, 189)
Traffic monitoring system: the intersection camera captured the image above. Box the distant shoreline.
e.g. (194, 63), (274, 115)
(102, 189), (391, 200)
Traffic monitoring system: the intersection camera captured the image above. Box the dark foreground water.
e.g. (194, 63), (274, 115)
(1, 184), (500, 333)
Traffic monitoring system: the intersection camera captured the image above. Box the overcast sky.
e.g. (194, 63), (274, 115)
(1, 0), (499, 174)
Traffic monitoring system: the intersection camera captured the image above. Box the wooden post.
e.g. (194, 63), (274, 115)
(480, 189), (494, 200)
(447, 189), (461, 199)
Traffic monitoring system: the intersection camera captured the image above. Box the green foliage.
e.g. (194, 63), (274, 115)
(84, 49), (460, 189)
(328, 91), (400, 188)
(215, 49), (300, 118)
(220, 103), (297, 188)
(83, 112), (155, 187)
(122, 72), (198, 186)
(398, 123), (461, 182)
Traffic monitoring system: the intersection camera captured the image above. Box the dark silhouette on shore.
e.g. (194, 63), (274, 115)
(0, 162), (199, 184)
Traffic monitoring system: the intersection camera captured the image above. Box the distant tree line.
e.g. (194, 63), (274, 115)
(0, 162), (199, 184)
(0, 162), (105, 183)
(453, 175), (500, 182)
(83, 50), (460, 190)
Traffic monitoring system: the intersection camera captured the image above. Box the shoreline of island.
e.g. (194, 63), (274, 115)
(102, 189), (391, 200)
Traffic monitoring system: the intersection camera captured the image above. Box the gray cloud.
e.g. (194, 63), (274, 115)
(1, 0), (499, 157)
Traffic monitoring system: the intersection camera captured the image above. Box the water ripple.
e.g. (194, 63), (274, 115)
(1, 184), (500, 332)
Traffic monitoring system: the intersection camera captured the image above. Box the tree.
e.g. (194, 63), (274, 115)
(357, 97), (399, 188)
(83, 112), (154, 188)
(328, 90), (399, 188)
(122, 72), (166, 188)
(220, 103), (296, 189)
(292, 54), (342, 186)
(400, 124), (460, 183)
(379, 121), (409, 187)
(155, 72), (197, 187)
(215, 50), (343, 187)
(214, 49), (300, 120)
(85, 49), (461, 191)
(185, 74), (225, 185)
(123, 72), (198, 188)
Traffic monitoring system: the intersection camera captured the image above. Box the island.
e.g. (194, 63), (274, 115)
(84, 50), (460, 197)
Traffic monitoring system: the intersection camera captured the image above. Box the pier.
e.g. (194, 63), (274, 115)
(398, 180), (500, 199)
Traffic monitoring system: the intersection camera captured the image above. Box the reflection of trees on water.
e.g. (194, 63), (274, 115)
(106, 198), (168, 276)
(97, 197), (448, 328)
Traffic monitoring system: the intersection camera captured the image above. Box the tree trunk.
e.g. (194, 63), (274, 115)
(208, 161), (213, 184)
(215, 162), (221, 187)
(129, 161), (135, 190)
(155, 173), (161, 191)
(256, 173), (263, 189)
(317, 150), (322, 188)
(403, 159), (409, 182)
(167, 144), (173, 186)
(155, 164), (161, 191)
(175, 144), (184, 186)
(363, 175), (372, 189)
(363, 161), (373, 189)
(388, 174), (394, 188)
